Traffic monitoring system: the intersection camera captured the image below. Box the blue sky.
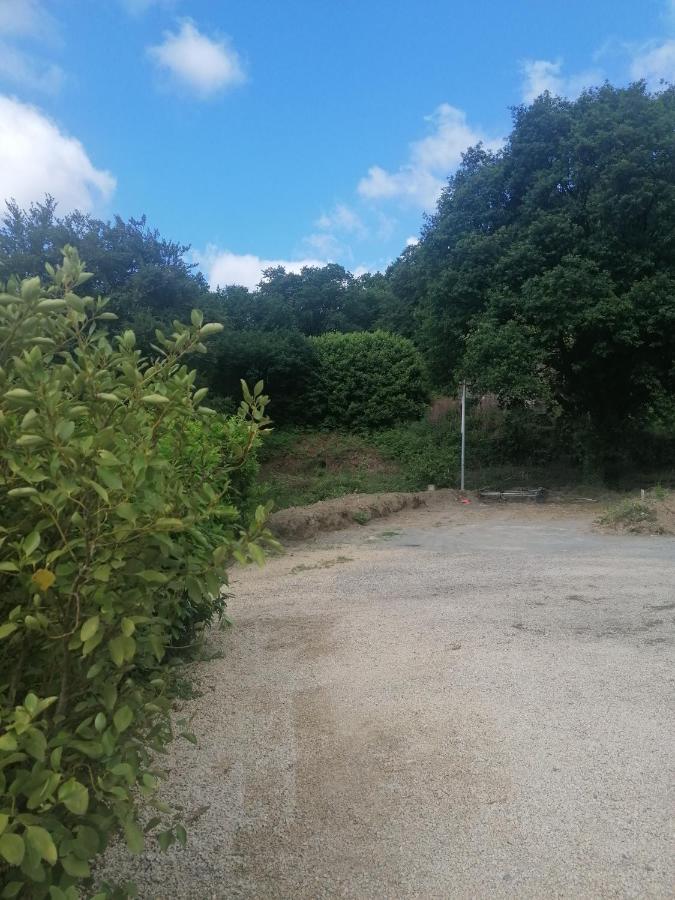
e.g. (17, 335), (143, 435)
(0, 0), (674, 288)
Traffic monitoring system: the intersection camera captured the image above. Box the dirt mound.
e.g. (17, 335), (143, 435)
(596, 492), (675, 535)
(268, 491), (432, 540)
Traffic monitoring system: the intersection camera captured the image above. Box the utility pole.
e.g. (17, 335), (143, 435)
(460, 382), (466, 492)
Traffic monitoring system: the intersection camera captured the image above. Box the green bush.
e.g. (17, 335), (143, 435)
(375, 419), (459, 488)
(204, 329), (318, 424)
(0, 248), (276, 896)
(310, 330), (429, 429)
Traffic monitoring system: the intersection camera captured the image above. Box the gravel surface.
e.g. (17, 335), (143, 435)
(97, 500), (675, 898)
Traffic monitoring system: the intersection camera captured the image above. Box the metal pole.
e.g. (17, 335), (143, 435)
(460, 382), (466, 491)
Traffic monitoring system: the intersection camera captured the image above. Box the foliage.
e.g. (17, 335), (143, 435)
(391, 83), (675, 476)
(213, 265), (386, 335)
(598, 488), (673, 534)
(309, 331), (429, 429)
(203, 329), (319, 425)
(0, 248), (276, 896)
(0, 198), (209, 341)
(253, 428), (407, 509)
(374, 419), (459, 488)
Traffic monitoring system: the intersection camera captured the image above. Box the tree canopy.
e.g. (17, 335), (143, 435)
(389, 82), (675, 469)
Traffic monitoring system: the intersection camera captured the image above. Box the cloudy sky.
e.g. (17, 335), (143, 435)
(0, 0), (673, 288)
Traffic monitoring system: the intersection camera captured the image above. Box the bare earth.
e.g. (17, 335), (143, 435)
(99, 498), (675, 899)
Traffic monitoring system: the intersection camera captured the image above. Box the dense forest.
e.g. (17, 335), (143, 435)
(2, 82), (674, 482)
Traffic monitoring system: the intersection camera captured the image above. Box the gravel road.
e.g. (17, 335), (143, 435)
(98, 500), (675, 899)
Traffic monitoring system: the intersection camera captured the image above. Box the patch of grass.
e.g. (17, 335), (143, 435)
(597, 488), (673, 534)
(351, 510), (371, 525)
(599, 498), (657, 528)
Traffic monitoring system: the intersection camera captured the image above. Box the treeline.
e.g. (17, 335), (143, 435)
(2, 81), (675, 480)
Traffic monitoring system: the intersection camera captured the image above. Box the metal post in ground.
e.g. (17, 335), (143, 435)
(460, 381), (466, 492)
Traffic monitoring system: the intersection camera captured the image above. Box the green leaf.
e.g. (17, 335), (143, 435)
(56, 420), (75, 441)
(0, 733), (17, 751)
(94, 712), (106, 732)
(0, 623), (18, 640)
(61, 854), (90, 877)
(22, 531), (40, 557)
(124, 820), (145, 854)
(0, 814), (7, 835)
(175, 824), (187, 847)
(102, 682), (117, 712)
(113, 706), (133, 734)
(4, 388), (32, 400)
(0, 833), (25, 865)
(98, 449), (122, 466)
(92, 563), (110, 582)
(82, 631), (103, 656)
(73, 825), (100, 858)
(109, 637), (125, 667)
(141, 393), (169, 405)
(22, 728), (46, 761)
(7, 487), (38, 498)
(157, 830), (173, 852)
(84, 479), (109, 503)
(121, 617), (135, 636)
(248, 543), (266, 566)
(97, 467), (123, 491)
(49, 887), (68, 900)
(199, 322), (224, 337)
(115, 502), (136, 522)
(80, 615), (99, 642)
(137, 570), (168, 583)
(2, 882), (23, 898)
(25, 826), (57, 865)
(58, 779), (89, 815)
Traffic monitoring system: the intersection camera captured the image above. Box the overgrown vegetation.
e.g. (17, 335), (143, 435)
(598, 488), (674, 534)
(0, 248), (275, 896)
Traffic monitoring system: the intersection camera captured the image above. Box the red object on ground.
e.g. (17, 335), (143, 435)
(460, 498), (471, 504)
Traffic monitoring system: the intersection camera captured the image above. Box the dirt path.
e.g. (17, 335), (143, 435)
(98, 500), (675, 898)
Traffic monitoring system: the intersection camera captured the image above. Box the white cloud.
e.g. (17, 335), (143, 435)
(630, 39), (675, 87)
(0, 0), (64, 94)
(520, 58), (603, 102)
(303, 232), (344, 259)
(315, 203), (366, 237)
(0, 43), (64, 93)
(0, 95), (116, 212)
(0, 0), (53, 39)
(405, 235), (419, 247)
(148, 19), (245, 97)
(194, 245), (328, 290)
(357, 103), (500, 210)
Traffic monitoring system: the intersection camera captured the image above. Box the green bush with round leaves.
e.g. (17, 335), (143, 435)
(0, 247), (276, 897)
(309, 330), (429, 429)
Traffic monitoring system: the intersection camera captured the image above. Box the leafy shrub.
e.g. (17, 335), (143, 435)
(161, 412), (262, 515)
(0, 248), (275, 896)
(310, 331), (429, 429)
(204, 329), (319, 424)
(375, 419), (459, 488)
